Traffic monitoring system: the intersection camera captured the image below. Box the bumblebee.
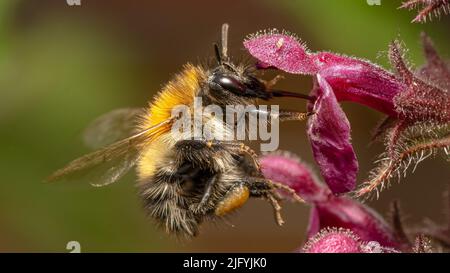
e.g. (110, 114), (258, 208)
(48, 24), (311, 237)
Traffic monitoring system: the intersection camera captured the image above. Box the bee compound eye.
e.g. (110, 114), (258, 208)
(211, 74), (246, 94)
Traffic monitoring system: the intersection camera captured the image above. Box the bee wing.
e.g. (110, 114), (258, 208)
(83, 108), (144, 149)
(47, 118), (173, 187)
(82, 150), (139, 187)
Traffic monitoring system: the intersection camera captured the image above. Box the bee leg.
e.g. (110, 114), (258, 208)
(189, 175), (218, 214)
(261, 75), (285, 89)
(269, 181), (305, 203)
(251, 108), (313, 122)
(236, 155), (304, 204)
(245, 177), (285, 226)
(238, 143), (260, 170)
(221, 142), (260, 171)
(235, 154), (260, 177)
(265, 193), (285, 226)
(277, 110), (313, 122)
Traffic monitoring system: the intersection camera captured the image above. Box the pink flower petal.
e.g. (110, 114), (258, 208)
(302, 228), (362, 253)
(306, 206), (321, 239)
(307, 75), (359, 194)
(315, 52), (404, 116)
(312, 196), (400, 248)
(260, 152), (331, 203)
(303, 228), (400, 253)
(244, 31), (405, 116)
(244, 31), (318, 74)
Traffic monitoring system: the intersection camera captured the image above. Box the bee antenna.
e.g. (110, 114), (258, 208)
(221, 23), (229, 62)
(213, 43), (222, 65)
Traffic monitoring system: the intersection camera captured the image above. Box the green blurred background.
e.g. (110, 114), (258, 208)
(0, 0), (449, 252)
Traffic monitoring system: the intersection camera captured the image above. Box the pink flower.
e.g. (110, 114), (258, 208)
(245, 31), (402, 194)
(261, 152), (440, 252)
(260, 153), (401, 249)
(245, 31), (449, 196)
(302, 228), (399, 253)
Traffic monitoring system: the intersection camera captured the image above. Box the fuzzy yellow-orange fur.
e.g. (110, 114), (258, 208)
(137, 64), (206, 180)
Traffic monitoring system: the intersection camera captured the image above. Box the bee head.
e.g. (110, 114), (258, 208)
(208, 66), (271, 101)
(208, 24), (312, 102)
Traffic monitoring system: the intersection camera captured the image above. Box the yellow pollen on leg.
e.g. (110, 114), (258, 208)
(215, 185), (250, 216)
